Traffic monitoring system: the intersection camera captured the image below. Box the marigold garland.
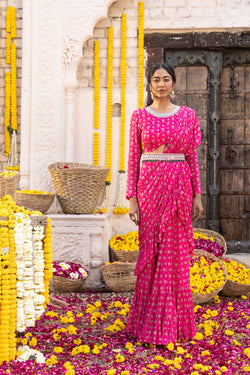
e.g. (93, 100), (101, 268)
(93, 41), (100, 166)
(120, 14), (127, 172)
(43, 218), (53, 306)
(4, 6), (17, 158)
(106, 26), (113, 183)
(138, 2), (144, 108)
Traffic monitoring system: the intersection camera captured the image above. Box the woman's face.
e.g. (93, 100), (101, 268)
(150, 68), (173, 100)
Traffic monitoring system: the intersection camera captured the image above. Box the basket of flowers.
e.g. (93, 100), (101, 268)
(48, 162), (109, 214)
(193, 228), (227, 257)
(100, 262), (137, 292)
(0, 171), (19, 199)
(220, 257), (250, 297)
(15, 190), (55, 214)
(109, 231), (139, 262)
(191, 249), (227, 304)
(50, 261), (88, 293)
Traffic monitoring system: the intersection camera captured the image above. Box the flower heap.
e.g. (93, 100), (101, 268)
(5, 6), (17, 158)
(0, 195), (53, 363)
(52, 261), (88, 280)
(194, 232), (225, 258)
(221, 258), (250, 285)
(109, 231), (139, 252)
(114, 14), (129, 216)
(138, 1), (144, 108)
(93, 40), (100, 167)
(190, 255), (226, 295)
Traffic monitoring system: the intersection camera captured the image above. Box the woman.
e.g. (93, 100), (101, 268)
(126, 62), (203, 345)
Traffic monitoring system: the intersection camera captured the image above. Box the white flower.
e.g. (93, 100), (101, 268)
(59, 262), (70, 270)
(79, 268), (87, 277)
(17, 346), (46, 364)
(69, 272), (79, 279)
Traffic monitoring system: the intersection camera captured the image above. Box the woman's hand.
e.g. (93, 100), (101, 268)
(129, 197), (140, 225)
(192, 194), (203, 222)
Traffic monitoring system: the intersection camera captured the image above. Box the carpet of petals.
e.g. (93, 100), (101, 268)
(0, 292), (250, 375)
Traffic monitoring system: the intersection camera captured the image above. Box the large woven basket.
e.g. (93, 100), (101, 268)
(221, 256), (250, 297)
(48, 163), (109, 214)
(192, 249), (228, 305)
(193, 228), (227, 257)
(50, 275), (85, 293)
(109, 246), (139, 263)
(0, 171), (19, 199)
(15, 191), (55, 213)
(100, 262), (137, 292)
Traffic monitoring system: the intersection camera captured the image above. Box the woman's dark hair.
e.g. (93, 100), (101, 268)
(146, 62), (176, 107)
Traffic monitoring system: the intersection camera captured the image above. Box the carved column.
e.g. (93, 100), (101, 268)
(63, 37), (82, 162)
(207, 52), (222, 231)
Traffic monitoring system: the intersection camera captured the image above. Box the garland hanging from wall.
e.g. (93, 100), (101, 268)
(113, 13), (129, 215)
(138, 1), (144, 109)
(93, 41), (100, 167)
(4, 6), (19, 170)
(106, 26), (113, 184)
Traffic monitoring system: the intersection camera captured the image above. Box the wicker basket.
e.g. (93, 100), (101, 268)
(0, 171), (19, 199)
(221, 256), (250, 297)
(15, 191), (55, 213)
(193, 228), (227, 257)
(109, 246), (139, 263)
(48, 163), (109, 214)
(100, 262), (137, 292)
(192, 249), (228, 305)
(50, 275), (85, 293)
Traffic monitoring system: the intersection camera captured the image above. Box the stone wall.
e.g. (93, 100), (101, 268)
(0, 0), (22, 171)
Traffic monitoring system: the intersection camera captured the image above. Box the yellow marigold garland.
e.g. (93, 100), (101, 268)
(4, 72), (11, 156)
(4, 6), (17, 157)
(120, 14), (127, 172)
(106, 26), (113, 183)
(138, 2), (144, 108)
(0, 253), (11, 363)
(93, 41), (100, 166)
(43, 218), (53, 306)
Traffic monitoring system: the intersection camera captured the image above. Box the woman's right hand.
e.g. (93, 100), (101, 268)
(129, 197), (140, 225)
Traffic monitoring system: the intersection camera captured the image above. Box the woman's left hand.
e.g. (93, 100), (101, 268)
(192, 194), (203, 222)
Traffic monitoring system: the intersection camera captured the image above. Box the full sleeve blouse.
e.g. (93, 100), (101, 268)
(126, 106), (202, 200)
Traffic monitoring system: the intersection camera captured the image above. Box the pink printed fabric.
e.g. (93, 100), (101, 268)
(125, 106), (202, 345)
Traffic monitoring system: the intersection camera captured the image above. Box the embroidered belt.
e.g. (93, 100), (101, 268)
(141, 153), (186, 162)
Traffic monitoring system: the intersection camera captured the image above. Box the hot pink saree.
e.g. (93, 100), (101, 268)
(126, 106), (202, 345)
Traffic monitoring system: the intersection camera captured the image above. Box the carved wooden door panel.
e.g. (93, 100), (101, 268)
(147, 49), (250, 249)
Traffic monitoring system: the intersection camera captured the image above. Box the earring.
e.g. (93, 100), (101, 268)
(170, 89), (175, 99)
(150, 90), (154, 100)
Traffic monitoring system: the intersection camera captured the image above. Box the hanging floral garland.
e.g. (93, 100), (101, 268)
(93, 41), (100, 166)
(4, 6), (18, 162)
(106, 26), (113, 184)
(138, 1), (144, 109)
(113, 14), (129, 215)
(43, 218), (53, 306)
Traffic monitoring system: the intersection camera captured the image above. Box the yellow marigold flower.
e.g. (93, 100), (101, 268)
(154, 355), (164, 362)
(121, 371), (130, 375)
(241, 295), (247, 299)
(20, 338), (28, 345)
(209, 339), (215, 345)
(125, 342), (133, 349)
(243, 348), (250, 358)
(76, 313), (83, 317)
(106, 368), (116, 374)
(53, 333), (61, 341)
(202, 350), (210, 356)
(166, 342), (174, 351)
(185, 353), (193, 358)
(194, 364), (203, 370)
(194, 332), (204, 340)
(82, 345), (90, 354)
(29, 337), (37, 347)
(53, 347), (63, 353)
(46, 311), (58, 317)
(148, 363), (160, 369)
(220, 366), (228, 372)
(116, 353), (125, 362)
(67, 325), (77, 335)
(114, 301), (123, 308)
(93, 347), (100, 354)
(46, 355), (58, 366)
(95, 301), (102, 308)
(225, 330), (234, 336)
(176, 346), (186, 354)
(190, 372), (200, 375)
(215, 371), (221, 375)
(73, 339), (81, 345)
